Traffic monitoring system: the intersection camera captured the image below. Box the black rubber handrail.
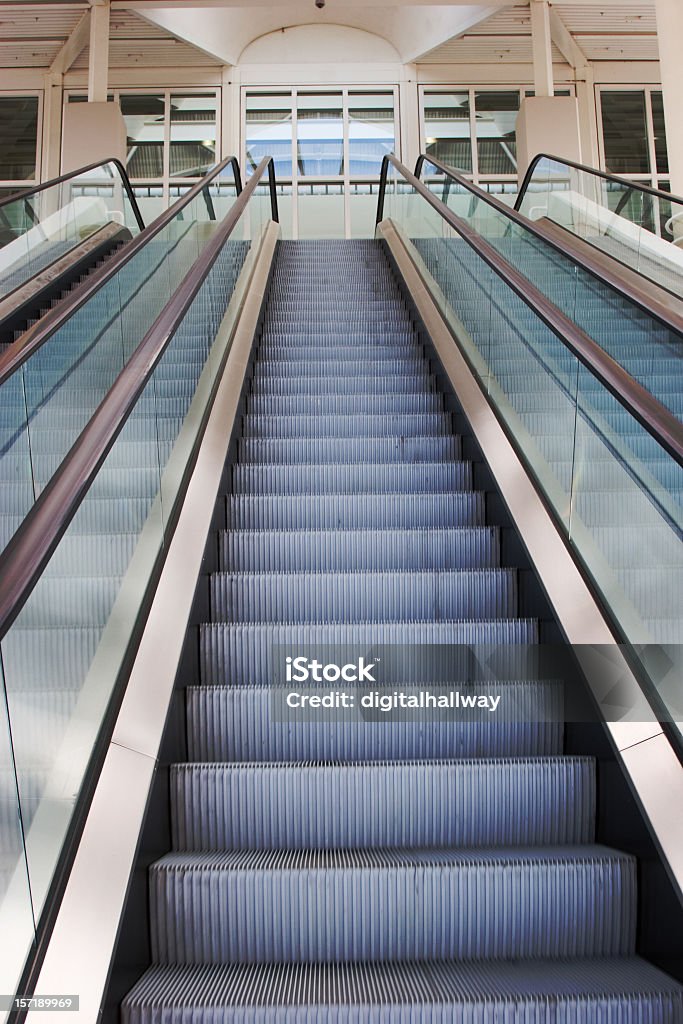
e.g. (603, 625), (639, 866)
(0, 156), (276, 639)
(377, 153), (683, 467)
(415, 153), (683, 333)
(516, 151), (683, 211)
(0, 155), (243, 389)
(0, 156), (146, 231)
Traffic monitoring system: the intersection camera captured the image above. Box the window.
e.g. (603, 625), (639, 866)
(598, 88), (669, 187)
(0, 96), (40, 185)
(597, 87), (671, 236)
(243, 87), (398, 239)
(421, 87), (572, 188)
(65, 89), (220, 217)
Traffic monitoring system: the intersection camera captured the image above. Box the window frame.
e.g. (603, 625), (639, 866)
(0, 90), (43, 191)
(63, 87), (221, 209)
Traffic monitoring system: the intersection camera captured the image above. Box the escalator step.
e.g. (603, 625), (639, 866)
(148, 845), (635, 964)
(119, 957), (683, 1024)
(186, 681), (564, 761)
(170, 758), (595, 851)
(218, 527), (499, 572)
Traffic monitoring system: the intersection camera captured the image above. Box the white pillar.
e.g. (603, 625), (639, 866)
(399, 64), (420, 171)
(88, 1), (110, 104)
(41, 71), (63, 180)
(654, 0), (683, 198)
(530, 0), (553, 98)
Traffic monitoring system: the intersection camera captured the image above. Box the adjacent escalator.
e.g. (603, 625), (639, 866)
(0, 155), (242, 554)
(417, 153), (683, 423)
(516, 153), (683, 297)
(0, 158), (145, 348)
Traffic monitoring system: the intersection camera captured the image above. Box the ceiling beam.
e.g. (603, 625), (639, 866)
(50, 9), (90, 72)
(549, 7), (587, 69)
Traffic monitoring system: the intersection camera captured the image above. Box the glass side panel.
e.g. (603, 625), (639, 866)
(601, 91), (649, 175)
(0, 657), (35, 1022)
(348, 91), (394, 177)
(516, 156), (683, 297)
(382, 162), (683, 730)
(0, 161), (142, 300)
(423, 91), (472, 174)
(474, 91), (519, 177)
(0, 168), (269, 934)
(121, 94), (165, 180)
(420, 158), (683, 417)
(0, 97), (39, 182)
(297, 92), (343, 177)
(246, 93), (292, 180)
(0, 163), (239, 557)
(170, 93), (217, 179)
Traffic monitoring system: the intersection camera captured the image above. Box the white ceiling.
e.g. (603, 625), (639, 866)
(0, 1), (661, 70)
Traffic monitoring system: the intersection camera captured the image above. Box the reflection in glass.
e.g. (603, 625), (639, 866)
(651, 91), (669, 176)
(475, 91), (519, 176)
(246, 93), (293, 180)
(601, 91), (649, 175)
(297, 93), (343, 177)
(0, 97), (39, 182)
(423, 91), (472, 173)
(170, 94), (217, 178)
(348, 92), (394, 176)
(121, 94), (165, 179)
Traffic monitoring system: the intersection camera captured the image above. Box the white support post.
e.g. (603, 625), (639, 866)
(399, 64), (420, 172)
(88, 0), (110, 104)
(41, 71), (63, 181)
(654, 0), (683, 200)
(529, 0), (553, 98)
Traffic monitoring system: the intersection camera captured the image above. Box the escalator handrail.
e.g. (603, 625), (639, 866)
(0, 155), (243, 389)
(0, 156), (146, 231)
(515, 151), (683, 211)
(0, 156), (277, 640)
(378, 153), (683, 468)
(415, 152), (683, 333)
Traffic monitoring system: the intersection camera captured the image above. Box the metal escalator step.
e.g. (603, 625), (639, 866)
(186, 681), (564, 761)
(237, 434), (457, 463)
(209, 569), (517, 623)
(199, 620), (538, 685)
(230, 462), (472, 495)
(170, 757), (595, 851)
(241, 414), (452, 439)
(250, 375), (439, 395)
(245, 395), (444, 417)
(149, 845), (635, 964)
(225, 492), (486, 529)
(117, 957), (683, 1024)
(218, 527), (498, 572)
(254, 359), (429, 377)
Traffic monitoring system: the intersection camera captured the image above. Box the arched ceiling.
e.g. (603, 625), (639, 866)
(127, 3), (505, 65)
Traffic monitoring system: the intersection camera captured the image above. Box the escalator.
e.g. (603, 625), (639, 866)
(516, 154), (683, 298)
(0, 159), (144, 349)
(416, 154), (683, 425)
(0, 155), (682, 1022)
(0, 155), (243, 553)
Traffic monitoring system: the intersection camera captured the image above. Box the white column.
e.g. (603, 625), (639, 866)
(530, 0), (553, 98)
(87, 0), (110, 104)
(654, 0), (683, 198)
(41, 71), (63, 180)
(398, 64), (420, 171)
